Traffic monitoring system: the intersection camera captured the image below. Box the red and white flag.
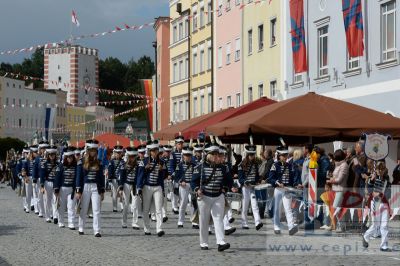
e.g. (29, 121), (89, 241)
(71, 10), (80, 27)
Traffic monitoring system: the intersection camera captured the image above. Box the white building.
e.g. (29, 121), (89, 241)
(44, 45), (99, 106)
(0, 77), (58, 142)
(85, 106), (114, 136)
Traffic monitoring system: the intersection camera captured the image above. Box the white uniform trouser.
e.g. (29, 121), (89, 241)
(162, 180), (173, 217)
(178, 184), (195, 225)
(44, 181), (58, 220)
(24, 179), (33, 210)
(363, 200), (389, 249)
(110, 179), (118, 211)
(79, 183), (101, 234)
(273, 188), (295, 231)
(33, 182), (44, 215)
(142, 185), (163, 233)
(198, 194), (226, 246)
(223, 208), (233, 230)
(171, 181), (179, 210)
(122, 183), (139, 226)
(241, 186), (261, 227)
(58, 186), (76, 228)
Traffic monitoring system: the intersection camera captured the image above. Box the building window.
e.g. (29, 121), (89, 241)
(258, 24), (264, 50)
(185, 58), (189, 78)
(172, 102), (177, 121)
(179, 60), (183, 80)
(218, 47), (223, 68)
(173, 24), (177, 43)
(193, 96), (198, 117)
(179, 101), (183, 120)
(185, 19), (189, 37)
(193, 11), (198, 31)
(235, 38), (241, 61)
(226, 43), (231, 65)
(248, 86), (253, 102)
(227, 95), (232, 107)
(226, 0), (231, 11)
(193, 53), (198, 74)
(200, 7), (205, 27)
(236, 93), (241, 107)
(173, 62), (178, 82)
(185, 99), (189, 120)
(19, 119), (22, 128)
(218, 1), (223, 16)
(178, 22), (183, 40)
(200, 49), (205, 72)
(236, 0), (241, 5)
(12, 98), (15, 105)
(381, 1), (396, 62)
(270, 80), (277, 98)
(18, 99), (21, 107)
(258, 83), (264, 98)
(218, 97), (223, 110)
(207, 2), (212, 23)
(248, 29), (253, 54)
(294, 73), (303, 83)
(347, 55), (360, 70)
(200, 95), (205, 115)
(208, 46), (212, 70)
(270, 18), (277, 46)
(318, 26), (329, 77)
(208, 92), (212, 113)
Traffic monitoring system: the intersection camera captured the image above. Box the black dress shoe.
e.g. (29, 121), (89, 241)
(225, 227), (236, 236)
(35, 212), (39, 215)
(53, 218), (58, 225)
(242, 226), (250, 230)
(192, 224), (199, 229)
(122, 225), (127, 228)
(289, 226), (298, 236)
(228, 217), (235, 224)
(31, 206), (34, 211)
(200, 246), (209, 250)
(173, 209), (179, 214)
(208, 231), (213, 235)
(138, 215), (143, 219)
(46, 220), (52, 223)
(362, 236), (369, 248)
(157, 231), (165, 237)
(79, 231), (84, 235)
(38, 215), (43, 218)
(218, 243), (230, 252)
(274, 230), (281, 235)
(132, 226), (140, 230)
(144, 232), (151, 236)
(95, 233), (102, 237)
(380, 247), (391, 252)
(163, 217), (168, 223)
(178, 225), (183, 228)
(113, 210), (118, 213)
(69, 227), (76, 230)
(256, 223), (264, 231)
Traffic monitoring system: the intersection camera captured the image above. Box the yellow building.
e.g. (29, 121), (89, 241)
(66, 105), (86, 143)
(242, 0), (285, 104)
(169, 0), (191, 123)
(190, 0), (213, 118)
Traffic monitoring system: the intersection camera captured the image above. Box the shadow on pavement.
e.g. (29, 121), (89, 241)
(0, 225), (25, 236)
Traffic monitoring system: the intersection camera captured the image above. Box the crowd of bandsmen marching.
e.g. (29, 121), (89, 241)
(4, 135), (399, 252)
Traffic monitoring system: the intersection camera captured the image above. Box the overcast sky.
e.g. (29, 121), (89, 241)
(0, 0), (169, 64)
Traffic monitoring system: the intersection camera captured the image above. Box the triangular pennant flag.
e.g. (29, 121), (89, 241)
(349, 208), (355, 222)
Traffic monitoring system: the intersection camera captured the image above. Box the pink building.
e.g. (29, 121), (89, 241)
(154, 17), (170, 130)
(214, 0), (243, 110)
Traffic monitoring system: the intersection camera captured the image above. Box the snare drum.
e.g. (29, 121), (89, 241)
(285, 187), (303, 199)
(226, 192), (242, 202)
(254, 183), (270, 204)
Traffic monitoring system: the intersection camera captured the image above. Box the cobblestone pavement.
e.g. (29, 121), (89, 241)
(0, 184), (399, 266)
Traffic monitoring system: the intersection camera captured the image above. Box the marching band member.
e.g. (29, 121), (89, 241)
(135, 144), (146, 218)
(54, 146), (78, 229)
(137, 139), (167, 237)
(161, 144), (173, 222)
(176, 145), (197, 228)
(33, 141), (49, 217)
(169, 135), (184, 214)
(238, 142), (264, 231)
(118, 145), (140, 229)
(191, 139), (233, 251)
(269, 146), (301, 235)
(217, 145), (237, 236)
(362, 160), (392, 252)
(18, 146), (30, 212)
(39, 144), (59, 223)
(193, 143), (204, 165)
(107, 143), (124, 212)
(76, 139), (105, 237)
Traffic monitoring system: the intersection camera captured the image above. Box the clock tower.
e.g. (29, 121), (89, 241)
(44, 45), (99, 106)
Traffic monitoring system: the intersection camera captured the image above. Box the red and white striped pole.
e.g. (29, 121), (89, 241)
(308, 167), (318, 221)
